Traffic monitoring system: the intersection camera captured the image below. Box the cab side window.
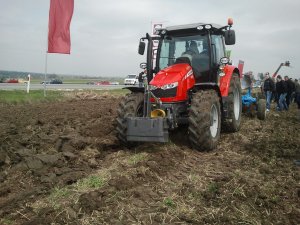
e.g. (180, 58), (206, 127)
(159, 42), (170, 69)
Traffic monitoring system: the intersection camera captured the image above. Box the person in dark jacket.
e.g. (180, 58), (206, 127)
(263, 72), (274, 111)
(138, 69), (146, 87)
(276, 75), (288, 111)
(284, 76), (295, 109)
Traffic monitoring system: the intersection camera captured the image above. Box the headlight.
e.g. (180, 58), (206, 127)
(161, 82), (178, 90)
(149, 85), (158, 90)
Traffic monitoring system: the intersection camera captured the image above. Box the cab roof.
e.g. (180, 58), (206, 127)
(165, 23), (224, 31)
(158, 23), (227, 36)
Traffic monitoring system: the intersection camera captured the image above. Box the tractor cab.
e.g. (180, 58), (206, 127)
(159, 35), (210, 79)
(138, 22), (235, 87)
(157, 26), (223, 84)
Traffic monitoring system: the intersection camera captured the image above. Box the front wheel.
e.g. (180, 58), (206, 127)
(116, 92), (144, 146)
(225, 74), (242, 132)
(188, 90), (221, 151)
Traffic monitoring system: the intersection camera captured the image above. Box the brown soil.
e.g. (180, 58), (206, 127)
(0, 95), (299, 225)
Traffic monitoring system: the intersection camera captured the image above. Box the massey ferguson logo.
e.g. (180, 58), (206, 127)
(183, 69), (193, 80)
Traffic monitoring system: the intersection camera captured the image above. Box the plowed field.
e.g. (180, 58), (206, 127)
(0, 94), (299, 225)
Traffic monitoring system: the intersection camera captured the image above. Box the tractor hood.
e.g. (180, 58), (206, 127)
(150, 64), (192, 87)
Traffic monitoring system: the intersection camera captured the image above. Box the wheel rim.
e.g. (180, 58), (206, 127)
(210, 104), (219, 138)
(233, 87), (240, 120)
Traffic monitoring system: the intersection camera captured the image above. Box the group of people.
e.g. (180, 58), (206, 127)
(262, 72), (300, 114)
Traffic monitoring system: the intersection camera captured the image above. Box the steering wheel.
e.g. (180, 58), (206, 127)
(183, 49), (196, 56)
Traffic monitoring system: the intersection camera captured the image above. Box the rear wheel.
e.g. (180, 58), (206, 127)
(257, 99), (266, 120)
(188, 90), (221, 151)
(225, 74), (242, 132)
(116, 92), (144, 146)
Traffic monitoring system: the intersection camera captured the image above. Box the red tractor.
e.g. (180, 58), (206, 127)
(116, 19), (242, 150)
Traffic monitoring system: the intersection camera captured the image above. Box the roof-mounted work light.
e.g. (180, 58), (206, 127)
(205, 24), (212, 29)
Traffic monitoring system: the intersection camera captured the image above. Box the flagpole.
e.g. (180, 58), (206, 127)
(44, 0), (50, 98)
(44, 52), (48, 97)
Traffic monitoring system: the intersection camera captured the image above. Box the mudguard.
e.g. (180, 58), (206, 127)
(219, 65), (240, 97)
(123, 86), (144, 93)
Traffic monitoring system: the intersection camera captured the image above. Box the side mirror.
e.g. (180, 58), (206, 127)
(140, 62), (147, 69)
(138, 41), (146, 55)
(224, 30), (235, 45)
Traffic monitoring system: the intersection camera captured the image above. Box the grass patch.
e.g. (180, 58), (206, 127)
(76, 170), (110, 191)
(77, 175), (106, 190)
(0, 90), (63, 104)
(48, 187), (71, 209)
(31, 170), (111, 213)
(0, 89), (129, 104)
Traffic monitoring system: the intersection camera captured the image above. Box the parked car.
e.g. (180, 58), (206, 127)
(95, 81), (110, 85)
(6, 79), (19, 83)
(86, 82), (95, 85)
(40, 80), (50, 84)
(124, 74), (138, 85)
(40, 79), (62, 84)
(50, 79), (63, 84)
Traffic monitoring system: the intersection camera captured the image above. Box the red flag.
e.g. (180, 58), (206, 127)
(48, 0), (74, 54)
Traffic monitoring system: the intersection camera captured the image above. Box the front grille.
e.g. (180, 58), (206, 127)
(151, 87), (177, 98)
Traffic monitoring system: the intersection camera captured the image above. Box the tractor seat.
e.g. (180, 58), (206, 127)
(174, 57), (191, 66)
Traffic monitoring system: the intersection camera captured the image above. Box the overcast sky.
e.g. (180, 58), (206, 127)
(0, 0), (299, 79)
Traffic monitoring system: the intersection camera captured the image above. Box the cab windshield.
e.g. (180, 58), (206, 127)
(158, 34), (209, 71)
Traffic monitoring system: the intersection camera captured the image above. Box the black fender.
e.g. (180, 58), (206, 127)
(123, 86), (144, 93)
(193, 82), (222, 99)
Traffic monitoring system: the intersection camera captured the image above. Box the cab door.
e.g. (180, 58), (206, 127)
(210, 35), (226, 83)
